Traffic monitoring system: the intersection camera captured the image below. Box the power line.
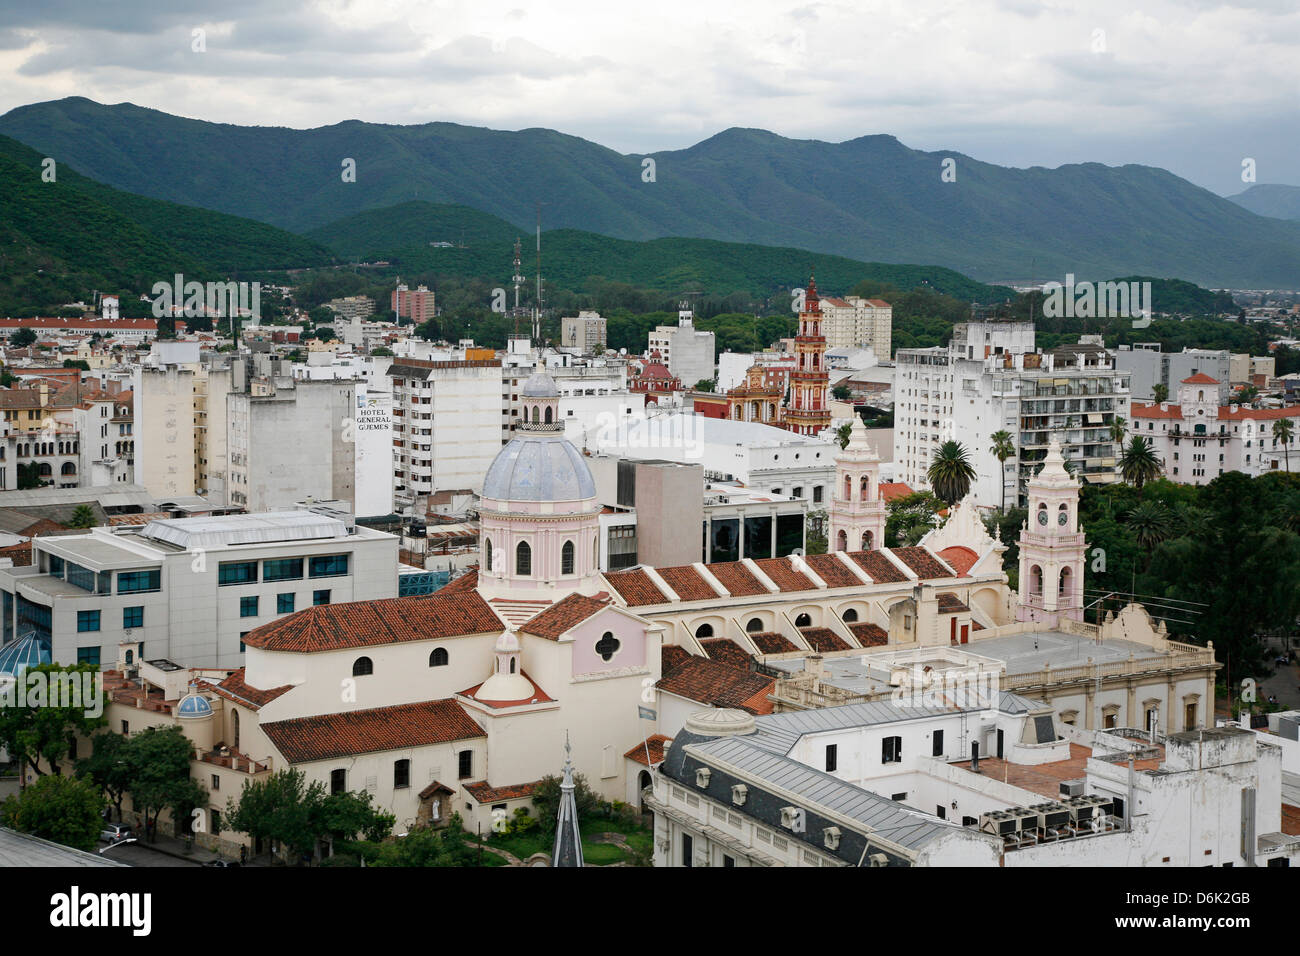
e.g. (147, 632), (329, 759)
(1082, 588), (1209, 608)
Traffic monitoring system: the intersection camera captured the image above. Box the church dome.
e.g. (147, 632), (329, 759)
(521, 371), (560, 398)
(176, 685), (214, 719)
(482, 433), (596, 503)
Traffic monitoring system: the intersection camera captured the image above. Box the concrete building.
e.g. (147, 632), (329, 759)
(817, 295), (893, 358)
(1115, 344), (1232, 401)
(560, 311), (608, 354)
(0, 510), (398, 668)
(648, 307), (716, 390)
(391, 282), (433, 325)
(324, 296), (376, 321)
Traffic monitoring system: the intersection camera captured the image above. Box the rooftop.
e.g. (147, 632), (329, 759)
(138, 511), (350, 550)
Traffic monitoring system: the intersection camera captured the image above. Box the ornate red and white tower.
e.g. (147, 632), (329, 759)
(784, 272), (830, 437)
(829, 417), (887, 551)
(1016, 439), (1086, 625)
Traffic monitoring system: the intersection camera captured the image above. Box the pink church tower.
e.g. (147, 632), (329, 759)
(829, 417), (887, 551)
(1016, 439), (1086, 625)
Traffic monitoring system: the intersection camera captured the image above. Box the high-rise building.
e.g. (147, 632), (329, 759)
(560, 311), (608, 354)
(817, 295), (893, 358)
(783, 274), (830, 437)
(391, 281), (434, 325)
(648, 306), (715, 389)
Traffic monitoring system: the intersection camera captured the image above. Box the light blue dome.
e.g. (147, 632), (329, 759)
(482, 433), (596, 503)
(521, 371), (560, 398)
(0, 633), (51, 678)
(176, 691), (214, 718)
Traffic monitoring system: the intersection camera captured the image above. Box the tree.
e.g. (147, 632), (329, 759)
(832, 383), (852, 401)
(125, 725), (202, 843)
(1124, 500), (1175, 567)
(532, 771), (599, 839)
(886, 490), (945, 547)
(835, 422), (853, 449)
(370, 815), (483, 867)
(988, 430), (1015, 513)
(1273, 418), (1294, 472)
(692, 378), (717, 392)
(1109, 416), (1128, 445)
(0, 773), (104, 852)
(1119, 436), (1162, 493)
(8, 327), (36, 347)
(75, 731), (133, 821)
(1237, 384), (1259, 405)
(16, 462), (44, 490)
(67, 504), (96, 529)
(315, 789), (396, 848)
(371, 347), (394, 356)
(62, 359), (91, 372)
(0, 663), (107, 776)
(225, 768), (326, 860)
(1151, 383), (1169, 404)
(927, 440), (976, 505)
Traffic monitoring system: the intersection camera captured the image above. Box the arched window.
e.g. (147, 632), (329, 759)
(843, 608), (859, 622)
(61, 462), (76, 476)
(836, 529), (847, 551)
(795, 613), (812, 627)
(429, 647), (449, 667)
(1198, 390), (1204, 402)
(531, 406), (539, 423)
(516, 541), (531, 576)
(1059, 566), (1072, 599)
(509, 658), (517, 674)
(1030, 565), (1043, 598)
(38, 463), (51, 477)
(544, 406), (553, 424)
(695, 623), (714, 639)
(232, 710), (240, 749)
(484, 538), (493, 573)
(860, 475), (869, 498)
(561, 540), (575, 575)
(862, 531), (873, 550)
(746, 618), (764, 632)
(124, 649), (134, 665)
(352, 656), (373, 676)
(843, 475), (852, 500)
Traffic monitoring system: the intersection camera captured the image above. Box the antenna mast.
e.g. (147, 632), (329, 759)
(534, 202), (544, 343)
(511, 237), (524, 336)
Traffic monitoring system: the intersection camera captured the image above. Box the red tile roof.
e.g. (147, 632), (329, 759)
(438, 568), (478, 594)
(208, 668), (294, 711)
(464, 780), (541, 803)
(893, 547), (954, 580)
(241, 591), (502, 653)
(706, 561), (768, 596)
(263, 699), (485, 763)
(936, 592), (970, 614)
(1221, 405), (1300, 421)
(848, 622), (888, 647)
(519, 592), (608, 640)
(848, 549), (908, 583)
(662, 644), (693, 671)
(753, 558), (816, 592)
(1181, 373), (1220, 384)
(805, 553), (862, 588)
(604, 568), (669, 606)
(936, 546), (979, 575)
(624, 734), (672, 766)
(1131, 401), (1183, 419)
(459, 671), (555, 708)
(699, 638), (755, 670)
(419, 780), (454, 799)
(749, 631), (798, 654)
(800, 627), (850, 652)
(878, 482), (915, 502)
(657, 656), (775, 714)
(656, 565), (720, 602)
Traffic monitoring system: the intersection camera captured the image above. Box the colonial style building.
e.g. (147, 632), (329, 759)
(783, 275), (830, 437)
(828, 418), (887, 553)
(1016, 440), (1085, 626)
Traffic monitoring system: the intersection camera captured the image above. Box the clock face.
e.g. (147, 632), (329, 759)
(1058, 511), (1069, 526)
(1038, 510), (1048, 525)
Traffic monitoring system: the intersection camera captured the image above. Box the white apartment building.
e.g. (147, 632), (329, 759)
(1115, 344), (1232, 401)
(1130, 374), (1300, 483)
(560, 311), (608, 354)
(73, 389), (134, 487)
(818, 295), (893, 358)
(0, 511), (398, 668)
(648, 309), (716, 388)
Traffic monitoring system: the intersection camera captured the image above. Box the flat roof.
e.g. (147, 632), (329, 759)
(964, 631), (1169, 675)
(0, 827), (127, 867)
(41, 536), (148, 568)
(138, 511), (349, 551)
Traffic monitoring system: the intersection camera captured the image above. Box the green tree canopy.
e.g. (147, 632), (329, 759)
(0, 773), (105, 852)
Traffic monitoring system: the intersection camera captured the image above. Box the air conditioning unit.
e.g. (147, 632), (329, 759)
(1059, 779), (1086, 798)
(979, 810), (1020, 836)
(1025, 801), (1071, 831)
(1062, 794), (1112, 824)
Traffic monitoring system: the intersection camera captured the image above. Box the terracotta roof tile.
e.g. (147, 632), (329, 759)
(263, 699), (485, 763)
(936, 546), (979, 575)
(1181, 373), (1220, 384)
(242, 591), (502, 653)
(464, 780), (540, 803)
(438, 568), (478, 594)
(892, 547), (954, 580)
(705, 561), (768, 596)
(419, 780), (454, 799)
(805, 553), (863, 588)
(459, 671), (554, 708)
(519, 592), (608, 640)
(754, 558), (816, 592)
(208, 668), (294, 711)
(800, 627), (850, 652)
(699, 638), (755, 670)
(655, 565), (720, 602)
(878, 482), (915, 502)
(624, 734), (672, 766)
(848, 549), (908, 583)
(1131, 402), (1183, 420)
(849, 622), (888, 647)
(662, 644), (693, 672)
(936, 592), (970, 614)
(604, 568), (669, 606)
(657, 656), (774, 714)
(749, 631), (798, 654)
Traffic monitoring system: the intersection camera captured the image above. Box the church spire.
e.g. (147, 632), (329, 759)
(551, 732), (584, 867)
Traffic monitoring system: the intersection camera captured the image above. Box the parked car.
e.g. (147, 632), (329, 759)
(100, 823), (132, 844)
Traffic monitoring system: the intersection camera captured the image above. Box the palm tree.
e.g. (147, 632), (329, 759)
(1119, 435), (1162, 493)
(927, 440), (976, 506)
(1152, 383), (1169, 404)
(67, 504), (96, 529)
(1109, 416), (1127, 445)
(1124, 500), (1175, 560)
(1273, 418), (1294, 472)
(988, 430), (1015, 514)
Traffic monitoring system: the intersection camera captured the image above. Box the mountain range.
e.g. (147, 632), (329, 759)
(1227, 184), (1300, 222)
(3, 97), (1299, 288)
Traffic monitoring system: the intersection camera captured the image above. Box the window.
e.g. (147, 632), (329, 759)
(695, 623), (714, 639)
(77, 610), (100, 632)
(211, 774), (219, 790)
(331, 769), (346, 795)
(394, 759), (410, 789)
(240, 596), (259, 618)
(682, 833), (694, 868)
(561, 540), (575, 575)
(458, 749), (473, 779)
(794, 613), (812, 627)
(812, 485), (823, 504)
(121, 720), (129, 735)
(239, 634), (248, 652)
(429, 647), (449, 667)
(882, 735), (902, 763)
(484, 538), (493, 572)
(309, 554), (350, 578)
(123, 606), (144, 629)
(77, 646), (101, 666)
(313, 590), (331, 606)
(723, 854), (735, 867)
(932, 729), (944, 757)
(277, 593), (295, 614)
(842, 608), (858, 623)
(515, 541), (531, 576)
(219, 561), (258, 586)
(263, 558), (304, 582)
(117, 569), (160, 593)
(594, 631), (621, 662)
(825, 744), (838, 772)
(352, 656), (373, 676)
(210, 810), (221, 835)
(746, 618), (764, 632)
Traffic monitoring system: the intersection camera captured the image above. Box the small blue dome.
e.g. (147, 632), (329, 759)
(0, 633), (51, 678)
(482, 433), (597, 503)
(176, 691), (214, 718)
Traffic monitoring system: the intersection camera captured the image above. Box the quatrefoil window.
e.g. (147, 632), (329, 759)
(595, 631), (621, 662)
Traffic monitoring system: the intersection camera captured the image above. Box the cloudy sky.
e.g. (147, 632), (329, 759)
(0, 0), (1295, 196)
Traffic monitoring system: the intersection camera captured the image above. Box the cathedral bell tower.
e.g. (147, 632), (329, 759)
(829, 417), (887, 552)
(1016, 439), (1085, 625)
